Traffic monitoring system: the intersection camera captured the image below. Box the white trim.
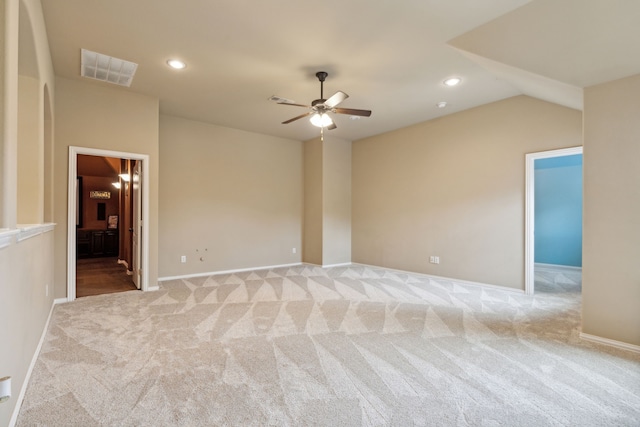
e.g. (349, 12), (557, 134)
(534, 263), (582, 272)
(117, 259), (129, 269)
(53, 297), (68, 305)
(351, 263), (525, 294)
(66, 151), (77, 301)
(0, 229), (20, 249)
(580, 333), (640, 354)
(525, 146), (583, 295)
(158, 262), (303, 282)
(147, 286), (160, 292)
(9, 298), (62, 427)
(322, 262), (353, 268)
(67, 147), (151, 301)
(16, 223), (55, 242)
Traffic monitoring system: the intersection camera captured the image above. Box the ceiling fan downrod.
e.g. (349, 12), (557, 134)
(316, 71), (328, 101)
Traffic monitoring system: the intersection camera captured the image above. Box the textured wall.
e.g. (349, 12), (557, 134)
(303, 138), (323, 265)
(352, 96), (582, 290)
(159, 115), (302, 278)
(322, 136), (352, 266)
(583, 74), (640, 346)
(53, 77), (159, 295)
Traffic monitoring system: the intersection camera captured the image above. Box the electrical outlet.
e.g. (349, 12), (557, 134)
(292, 247), (297, 254)
(430, 256), (440, 264)
(181, 255), (187, 263)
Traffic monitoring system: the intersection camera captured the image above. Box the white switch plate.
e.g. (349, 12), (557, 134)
(180, 255), (186, 263)
(292, 248), (297, 254)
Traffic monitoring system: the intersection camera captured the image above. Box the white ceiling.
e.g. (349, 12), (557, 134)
(40, 0), (640, 142)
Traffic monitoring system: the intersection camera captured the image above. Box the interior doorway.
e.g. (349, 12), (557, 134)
(67, 146), (150, 301)
(74, 154), (137, 297)
(525, 146), (583, 294)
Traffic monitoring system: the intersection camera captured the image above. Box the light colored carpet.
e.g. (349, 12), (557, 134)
(17, 264), (640, 426)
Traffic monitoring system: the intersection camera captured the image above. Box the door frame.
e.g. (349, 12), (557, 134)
(524, 146), (583, 295)
(67, 146), (150, 301)
(131, 160), (142, 289)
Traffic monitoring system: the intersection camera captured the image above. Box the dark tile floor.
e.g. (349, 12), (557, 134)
(76, 257), (137, 298)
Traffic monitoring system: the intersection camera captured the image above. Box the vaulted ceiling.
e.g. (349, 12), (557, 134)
(41, 0), (640, 142)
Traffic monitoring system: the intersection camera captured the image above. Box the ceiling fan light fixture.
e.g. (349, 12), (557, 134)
(310, 113), (333, 128)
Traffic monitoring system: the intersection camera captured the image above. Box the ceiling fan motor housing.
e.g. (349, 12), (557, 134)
(316, 71), (328, 82)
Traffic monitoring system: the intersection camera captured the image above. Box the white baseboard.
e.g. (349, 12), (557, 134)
(9, 298), (61, 427)
(147, 285), (160, 292)
(535, 263), (582, 272)
(322, 262), (353, 268)
(117, 259), (129, 269)
(351, 263), (525, 294)
(158, 262), (303, 282)
(579, 333), (640, 354)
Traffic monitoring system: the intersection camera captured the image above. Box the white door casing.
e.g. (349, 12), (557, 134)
(67, 146), (150, 301)
(132, 160), (142, 289)
(524, 146), (583, 295)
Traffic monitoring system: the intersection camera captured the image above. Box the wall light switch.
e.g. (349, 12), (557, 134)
(292, 248), (297, 254)
(180, 255), (186, 263)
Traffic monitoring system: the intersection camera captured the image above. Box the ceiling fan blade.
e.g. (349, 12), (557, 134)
(282, 112), (312, 124)
(327, 122), (337, 130)
(324, 91), (348, 108)
(277, 102), (311, 108)
(334, 107), (372, 117)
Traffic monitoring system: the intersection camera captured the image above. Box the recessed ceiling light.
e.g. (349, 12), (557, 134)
(443, 77), (461, 87)
(167, 59), (186, 70)
(437, 101), (447, 108)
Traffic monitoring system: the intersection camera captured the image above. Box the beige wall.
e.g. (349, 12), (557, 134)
(0, 230), (55, 425)
(302, 136), (352, 266)
(352, 95), (582, 290)
(53, 77), (159, 296)
(17, 75), (41, 224)
(158, 115), (302, 278)
(0, 0), (56, 424)
(303, 138), (323, 265)
(0, 0), (5, 227)
(582, 74), (640, 346)
(322, 136), (352, 266)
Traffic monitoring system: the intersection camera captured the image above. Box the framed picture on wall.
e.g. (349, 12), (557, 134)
(108, 215), (118, 229)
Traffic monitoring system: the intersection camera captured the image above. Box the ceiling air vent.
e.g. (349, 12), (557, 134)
(80, 49), (138, 87)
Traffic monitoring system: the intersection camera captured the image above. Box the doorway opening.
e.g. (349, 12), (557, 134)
(75, 155), (137, 297)
(525, 146), (583, 295)
(67, 146), (150, 301)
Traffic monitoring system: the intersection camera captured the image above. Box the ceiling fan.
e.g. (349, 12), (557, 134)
(272, 71), (372, 130)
